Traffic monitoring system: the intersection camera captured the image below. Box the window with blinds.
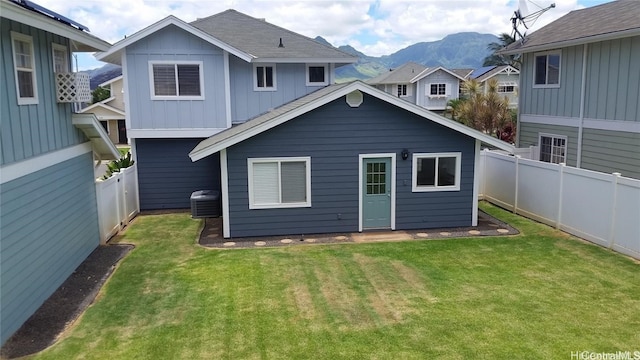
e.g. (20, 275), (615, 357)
(248, 157), (311, 209)
(150, 62), (203, 99)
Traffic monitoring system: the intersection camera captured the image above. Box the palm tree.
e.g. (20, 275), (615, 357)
(445, 98), (464, 121)
(458, 79), (513, 139)
(482, 33), (520, 68)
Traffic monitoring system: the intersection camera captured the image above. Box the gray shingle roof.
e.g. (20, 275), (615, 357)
(503, 0), (640, 54)
(451, 68), (474, 79)
(366, 62), (427, 84)
(474, 65), (516, 82)
(190, 10), (356, 62)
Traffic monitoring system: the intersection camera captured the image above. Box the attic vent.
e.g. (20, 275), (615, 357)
(190, 190), (221, 218)
(346, 90), (363, 108)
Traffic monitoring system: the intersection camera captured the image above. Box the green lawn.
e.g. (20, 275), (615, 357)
(34, 203), (639, 359)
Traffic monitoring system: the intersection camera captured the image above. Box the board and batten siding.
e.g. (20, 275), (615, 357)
(136, 138), (220, 210)
(225, 94), (476, 237)
(415, 70), (460, 110)
(228, 56), (329, 123)
(0, 152), (99, 344)
(0, 19), (84, 166)
(581, 128), (640, 179)
(518, 122), (579, 167)
(125, 25), (227, 131)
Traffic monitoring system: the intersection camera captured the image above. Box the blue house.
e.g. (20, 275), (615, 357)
(95, 10), (357, 210)
(0, 0), (119, 344)
(189, 81), (514, 238)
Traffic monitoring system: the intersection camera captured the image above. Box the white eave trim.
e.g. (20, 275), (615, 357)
(189, 81), (514, 161)
(500, 28), (640, 55)
(410, 66), (467, 83)
(1, 0), (110, 52)
(95, 15), (253, 64)
(98, 75), (123, 88)
(251, 57), (357, 64)
(78, 101), (125, 116)
(72, 113), (120, 160)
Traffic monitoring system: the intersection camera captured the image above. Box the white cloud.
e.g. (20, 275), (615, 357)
(40, 0), (602, 68)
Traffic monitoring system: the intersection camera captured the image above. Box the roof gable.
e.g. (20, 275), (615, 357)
(190, 10), (356, 63)
(189, 81), (514, 161)
(502, 0), (640, 54)
(367, 62), (427, 85)
(95, 15), (252, 65)
(410, 66), (467, 83)
(474, 65), (519, 82)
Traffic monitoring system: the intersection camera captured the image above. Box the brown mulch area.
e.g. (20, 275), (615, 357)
(0, 244), (133, 359)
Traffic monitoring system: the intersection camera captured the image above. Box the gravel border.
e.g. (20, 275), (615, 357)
(0, 244), (133, 359)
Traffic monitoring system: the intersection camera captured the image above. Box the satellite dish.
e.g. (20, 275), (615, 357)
(511, 0), (555, 43)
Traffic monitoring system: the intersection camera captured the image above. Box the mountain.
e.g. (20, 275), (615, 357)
(83, 63), (122, 89)
(316, 32), (499, 82)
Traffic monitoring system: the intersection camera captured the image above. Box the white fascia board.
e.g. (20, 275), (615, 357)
(98, 75), (123, 88)
(410, 66), (466, 83)
(1, 0), (111, 52)
(72, 113), (120, 160)
(251, 57), (357, 64)
(95, 16), (253, 65)
(189, 81), (514, 162)
(500, 28), (640, 55)
(128, 128), (227, 138)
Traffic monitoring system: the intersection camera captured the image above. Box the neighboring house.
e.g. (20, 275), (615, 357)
(0, 0), (118, 345)
(188, 81), (514, 238)
(469, 65), (520, 107)
(501, 0), (640, 179)
(366, 62), (427, 103)
(79, 75), (128, 144)
(410, 66), (467, 111)
(95, 10), (357, 210)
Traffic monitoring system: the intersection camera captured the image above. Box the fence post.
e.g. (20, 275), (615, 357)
(556, 163), (566, 229)
(514, 155), (520, 214)
(95, 179), (106, 245)
(608, 172), (621, 249)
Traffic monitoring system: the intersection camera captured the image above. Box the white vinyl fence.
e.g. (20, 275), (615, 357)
(479, 150), (640, 260)
(95, 165), (140, 243)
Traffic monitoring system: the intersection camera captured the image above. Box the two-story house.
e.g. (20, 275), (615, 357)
(96, 10), (357, 210)
(0, 0), (118, 345)
(410, 66), (468, 112)
(366, 62), (427, 103)
(79, 75), (128, 144)
(469, 65), (520, 108)
(501, 0), (640, 179)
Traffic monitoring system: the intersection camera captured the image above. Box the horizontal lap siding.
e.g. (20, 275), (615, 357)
(581, 129), (640, 179)
(518, 122), (579, 167)
(227, 94), (476, 237)
(0, 152), (99, 344)
(136, 139), (220, 210)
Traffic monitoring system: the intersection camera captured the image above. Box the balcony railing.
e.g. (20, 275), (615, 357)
(56, 72), (91, 103)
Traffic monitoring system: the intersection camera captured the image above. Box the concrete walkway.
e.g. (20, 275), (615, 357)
(199, 211), (518, 249)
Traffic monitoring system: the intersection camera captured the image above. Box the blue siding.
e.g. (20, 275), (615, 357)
(229, 56), (327, 123)
(0, 152), (99, 344)
(226, 94), (476, 237)
(125, 25), (227, 130)
(136, 138), (221, 210)
(0, 19), (84, 166)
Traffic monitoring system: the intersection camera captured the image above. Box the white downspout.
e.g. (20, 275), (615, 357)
(577, 43), (588, 168)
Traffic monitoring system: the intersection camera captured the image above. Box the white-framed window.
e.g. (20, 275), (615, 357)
(498, 85), (515, 93)
(149, 61), (204, 100)
(254, 64), (277, 91)
(397, 84), (409, 97)
(99, 120), (110, 134)
(11, 32), (38, 105)
(539, 133), (567, 164)
(412, 152), (461, 192)
(533, 50), (561, 88)
(248, 157), (311, 209)
(429, 83), (447, 96)
(306, 64), (328, 86)
(52, 43), (69, 73)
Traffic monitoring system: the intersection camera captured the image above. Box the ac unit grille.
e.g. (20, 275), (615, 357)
(190, 190), (221, 218)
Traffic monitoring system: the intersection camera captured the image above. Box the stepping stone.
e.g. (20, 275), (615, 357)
(223, 242), (236, 247)
(497, 229), (510, 234)
(468, 230), (481, 235)
(416, 232), (430, 238)
(206, 234), (219, 238)
(334, 236), (347, 240)
(254, 241), (266, 246)
(439, 232), (451, 236)
(305, 238), (317, 243)
(280, 239), (293, 244)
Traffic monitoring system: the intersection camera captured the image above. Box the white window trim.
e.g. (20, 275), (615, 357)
(247, 156), (311, 209)
(412, 152), (462, 192)
(538, 133), (567, 164)
(396, 84), (411, 97)
(306, 63), (328, 86)
(100, 120), (110, 135)
(148, 60), (204, 100)
(11, 31), (38, 105)
(253, 63), (277, 91)
(533, 50), (561, 89)
(427, 83), (447, 98)
(52, 43), (69, 73)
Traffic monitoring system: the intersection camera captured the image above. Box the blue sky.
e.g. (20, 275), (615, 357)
(38, 0), (611, 71)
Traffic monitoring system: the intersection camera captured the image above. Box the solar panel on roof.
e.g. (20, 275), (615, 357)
(11, 0), (90, 32)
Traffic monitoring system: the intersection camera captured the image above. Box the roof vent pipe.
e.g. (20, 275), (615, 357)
(278, 38), (284, 48)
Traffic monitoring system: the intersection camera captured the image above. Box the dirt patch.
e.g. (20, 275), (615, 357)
(0, 244), (133, 359)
